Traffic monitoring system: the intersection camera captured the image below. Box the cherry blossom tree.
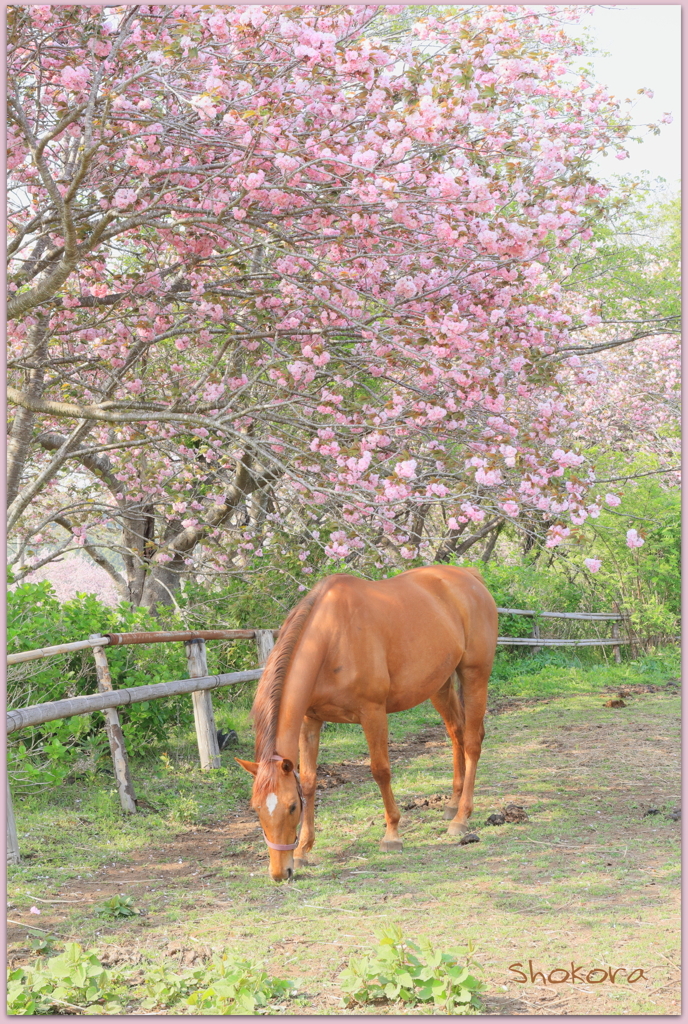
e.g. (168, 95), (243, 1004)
(8, 4), (638, 607)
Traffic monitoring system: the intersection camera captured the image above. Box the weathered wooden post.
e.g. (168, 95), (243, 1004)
(531, 616), (542, 656)
(90, 635), (137, 813)
(185, 639), (221, 769)
(255, 629), (276, 667)
(7, 777), (20, 865)
(612, 604), (622, 664)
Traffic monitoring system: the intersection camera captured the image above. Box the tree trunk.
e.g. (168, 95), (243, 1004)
(453, 518), (503, 559)
(481, 521), (504, 563)
(434, 520), (469, 562)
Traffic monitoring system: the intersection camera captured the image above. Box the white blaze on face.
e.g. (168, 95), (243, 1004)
(266, 792), (278, 815)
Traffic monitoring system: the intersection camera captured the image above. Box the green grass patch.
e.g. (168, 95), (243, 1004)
(489, 645), (679, 699)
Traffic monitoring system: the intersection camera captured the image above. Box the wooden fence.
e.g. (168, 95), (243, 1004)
(6, 608), (629, 865)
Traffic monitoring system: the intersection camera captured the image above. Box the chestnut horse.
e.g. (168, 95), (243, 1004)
(237, 565), (498, 881)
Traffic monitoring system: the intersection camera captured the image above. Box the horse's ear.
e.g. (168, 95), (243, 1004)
(280, 758), (294, 774)
(235, 758), (258, 776)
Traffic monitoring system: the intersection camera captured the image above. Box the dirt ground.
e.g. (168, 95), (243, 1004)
(7, 683), (681, 1015)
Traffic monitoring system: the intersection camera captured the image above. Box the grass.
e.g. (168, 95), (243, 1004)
(7, 648), (681, 1015)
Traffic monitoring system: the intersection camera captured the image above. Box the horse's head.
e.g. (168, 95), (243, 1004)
(236, 756), (303, 882)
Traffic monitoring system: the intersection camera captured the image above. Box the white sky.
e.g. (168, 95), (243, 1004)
(573, 5), (681, 190)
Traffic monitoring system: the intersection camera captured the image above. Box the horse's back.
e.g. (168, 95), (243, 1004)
(311, 565), (496, 638)
(297, 567), (497, 717)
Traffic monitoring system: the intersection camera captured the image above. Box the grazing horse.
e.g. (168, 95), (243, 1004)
(237, 565), (498, 881)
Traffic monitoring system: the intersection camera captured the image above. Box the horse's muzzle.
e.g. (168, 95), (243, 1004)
(269, 856), (295, 882)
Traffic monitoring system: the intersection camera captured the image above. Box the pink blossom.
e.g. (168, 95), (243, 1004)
(112, 188), (137, 209)
(501, 501), (519, 517)
(60, 65), (90, 92)
(460, 503), (485, 522)
(605, 493), (621, 507)
(394, 277), (418, 299)
(475, 467), (502, 487)
(626, 529), (645, 549)
(584, 558), (602, 573)
(394, 459), (417, 480)
(545, 525), (570, 548)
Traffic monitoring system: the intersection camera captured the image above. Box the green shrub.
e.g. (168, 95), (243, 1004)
(6, 943), (297, 1016)
(7, 942), (127, 1015)
(339, 925), (484, 1013)
(142, 954), (296, 1015)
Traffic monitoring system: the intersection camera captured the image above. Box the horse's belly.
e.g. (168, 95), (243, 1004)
(385, 648), (460, 713)
(385, 673), (447, 713)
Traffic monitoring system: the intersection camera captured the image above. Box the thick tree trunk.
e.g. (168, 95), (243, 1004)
(139, 458), (281, 610)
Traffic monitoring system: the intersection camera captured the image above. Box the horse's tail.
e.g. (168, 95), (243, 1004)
(251, 578), (329, 764)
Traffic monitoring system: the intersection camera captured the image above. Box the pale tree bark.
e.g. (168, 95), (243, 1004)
(6, 316), (49, 508)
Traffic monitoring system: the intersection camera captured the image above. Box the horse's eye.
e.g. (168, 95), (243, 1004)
(289, 803), (297, 814)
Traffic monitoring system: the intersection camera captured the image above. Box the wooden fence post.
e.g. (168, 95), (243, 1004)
(7, 777), (20, 865)
(531, 617), (542, 656)
(611, 604), (622, 664)
(255, 629), (276, 667)
(185, 639), (221, 769)
(90, 636), (137, 813)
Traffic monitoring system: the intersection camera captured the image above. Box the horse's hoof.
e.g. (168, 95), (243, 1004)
(444, 805), (459, 820)
(447, 821), (470, 836)
(380, 838), (403, 853)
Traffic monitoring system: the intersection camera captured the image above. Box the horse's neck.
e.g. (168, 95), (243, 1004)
(273, 640), (321, 763)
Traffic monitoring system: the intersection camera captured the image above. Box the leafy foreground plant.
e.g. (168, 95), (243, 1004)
(7, 942), (297, 1015)
(95, 895), (138, 919)
(339, 926), (484, 1014)
(8, 943), (125, 1015)
(139, 954), (297, 1015)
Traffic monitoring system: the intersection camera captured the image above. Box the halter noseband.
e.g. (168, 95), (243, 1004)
(261, 754), (307, 852)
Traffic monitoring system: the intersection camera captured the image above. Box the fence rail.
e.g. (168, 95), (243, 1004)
(6, 608), (632, 865)
(7, 629), (279, 665)
(6, 669), (263, 735)
(495, 608), (624, 621)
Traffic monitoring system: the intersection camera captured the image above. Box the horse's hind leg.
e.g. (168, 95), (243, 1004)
(295, 716), (322, 869)
(430, 673), (465, 821)
(446, 663), (489, 836)
(360, 703), (402, 852)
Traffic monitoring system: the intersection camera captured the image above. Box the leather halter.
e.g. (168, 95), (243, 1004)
(261, 754), (306, 852)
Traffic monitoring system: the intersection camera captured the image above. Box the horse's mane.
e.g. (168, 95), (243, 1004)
(251, 578), (328, 803)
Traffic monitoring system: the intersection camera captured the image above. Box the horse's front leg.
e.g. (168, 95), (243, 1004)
(294, 715), (322, 869)
(360, 704), (402, 852)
